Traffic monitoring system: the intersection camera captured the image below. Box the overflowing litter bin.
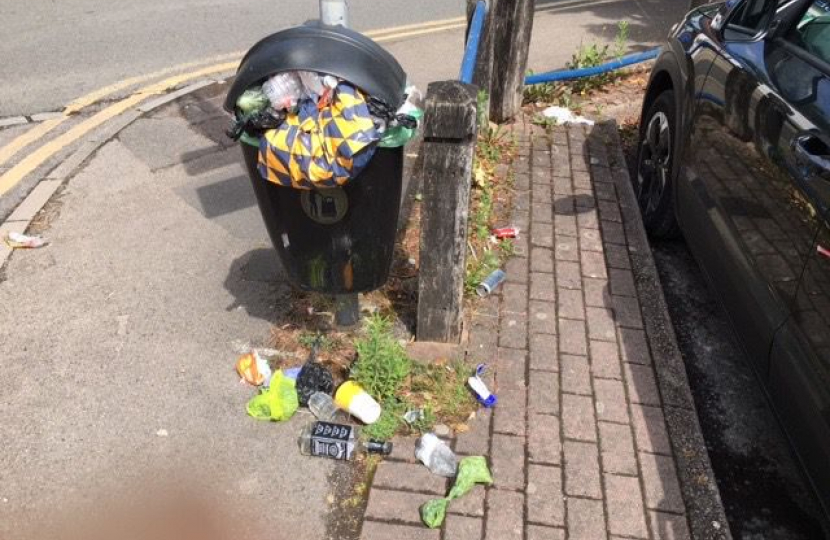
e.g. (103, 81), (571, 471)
(224, 22), (420, 294)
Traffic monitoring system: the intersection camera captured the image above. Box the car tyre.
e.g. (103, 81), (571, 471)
(636, 90), (680, 239)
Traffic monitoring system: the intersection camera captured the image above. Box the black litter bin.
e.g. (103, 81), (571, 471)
(225, 22), (408, 294)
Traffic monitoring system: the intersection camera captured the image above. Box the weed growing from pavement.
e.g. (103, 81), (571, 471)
(523, 21), (630, 109)
(298, 331), (341, 352)
(465, 92), (518, 296)
(352, 315), (412, 402)
(349, 314), (477, 441)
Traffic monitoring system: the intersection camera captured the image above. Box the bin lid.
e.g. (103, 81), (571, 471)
(224, 22), (407, 113)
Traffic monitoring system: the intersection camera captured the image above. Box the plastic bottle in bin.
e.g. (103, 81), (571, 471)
(262, 72), (304, 111)
(299, 421), (392, 461)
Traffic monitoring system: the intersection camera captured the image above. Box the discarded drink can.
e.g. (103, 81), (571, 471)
(492, 226), (519, 239)
(468, 364), (497, 408)
(476, 269), (506, 297)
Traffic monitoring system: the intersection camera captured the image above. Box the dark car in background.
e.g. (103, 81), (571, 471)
(635, 0), (830, 521)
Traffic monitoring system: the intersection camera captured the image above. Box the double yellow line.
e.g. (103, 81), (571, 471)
(0, 15), (470, 198)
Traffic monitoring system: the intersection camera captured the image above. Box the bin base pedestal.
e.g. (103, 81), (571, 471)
(334, 294), (360, 327)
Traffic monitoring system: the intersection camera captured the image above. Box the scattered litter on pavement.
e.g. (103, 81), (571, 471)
(416, 433), (459, 477)
(5, 232), (47, 249)
(283, 366), (302, 380)
(420, 456), (493, 528)
(298, 421), (392, 461)
(235, 351), (273, 387)
(308, 391), (339, 421)
(246, 371), (299, 422)
(468, 364), (497, 408)
(403, 408), (425, 425)
(334, 381), (381, 424)
(476, 268), (506, 297)
(156, 429), (169, 438)
(541, 105), (595, 126)
(491, 226), (520, 239)
(295, 343), (335, 406)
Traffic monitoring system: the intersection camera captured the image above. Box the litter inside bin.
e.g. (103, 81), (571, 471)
(257, 81), (381, 189)
(230, 68), (421, 186)
(246, 371), (299, 421)
(420, 456), (493, 528)
(378, 85), (423, 148)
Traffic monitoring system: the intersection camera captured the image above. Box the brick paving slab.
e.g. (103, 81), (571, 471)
(444, 514), (484, 540)
(359, 120), (729, 540)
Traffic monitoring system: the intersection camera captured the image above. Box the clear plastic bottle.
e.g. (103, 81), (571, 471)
(262, 72), (304, 111)
(416, 433), (458, 477)
(298, 421), (392, 461)
(308, 392), (338, 421)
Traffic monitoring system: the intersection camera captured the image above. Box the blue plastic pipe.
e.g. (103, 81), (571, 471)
(460, 0), (487, 84)
(524, 48), (660, 85)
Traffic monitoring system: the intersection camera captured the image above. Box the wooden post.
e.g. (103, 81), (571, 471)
(466, 0), (496, 106)
(490, 0), (535, 123)
(417, 81), (478, 343)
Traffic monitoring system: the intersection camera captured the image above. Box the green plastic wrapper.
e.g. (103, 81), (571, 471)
(246, 371), (299, 422)
(420, 456), (493, 528)
(237, 87), (270, 115)
(379, 109), (423, 148)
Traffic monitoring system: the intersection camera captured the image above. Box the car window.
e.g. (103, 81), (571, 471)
(791, 0), (830, 63)
(725, 0), (778, 39)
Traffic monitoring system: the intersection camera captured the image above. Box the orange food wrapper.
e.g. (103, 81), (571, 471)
(236, 352), (271, 386)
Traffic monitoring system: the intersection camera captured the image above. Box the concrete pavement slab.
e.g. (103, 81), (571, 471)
(0, 139), (331, 539)
(118, 116), (220, 171)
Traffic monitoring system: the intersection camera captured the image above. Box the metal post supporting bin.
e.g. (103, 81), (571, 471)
(225, 22), (409, 314)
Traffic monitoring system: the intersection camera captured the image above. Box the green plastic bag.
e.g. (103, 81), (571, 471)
(379, 109), (423, 148)
(420, 456), (493, 528)
(237, 87), (270, 115)
(246, 371), (299, 422)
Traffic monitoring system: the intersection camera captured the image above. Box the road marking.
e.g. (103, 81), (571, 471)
(0, 118), (66, 166)
(0, 62), (237, 197)
(0, 15), (476, 197)
(0, 52), (244, 169)
(365, 16), (467, 37)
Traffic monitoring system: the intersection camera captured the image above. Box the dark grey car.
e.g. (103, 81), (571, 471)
(636, 0), (830, 520)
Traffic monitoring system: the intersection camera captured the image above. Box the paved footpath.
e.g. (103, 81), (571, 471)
(360, 120), (730, 540)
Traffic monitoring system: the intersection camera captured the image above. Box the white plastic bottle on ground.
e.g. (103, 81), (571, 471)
(416, 433), (459, 477)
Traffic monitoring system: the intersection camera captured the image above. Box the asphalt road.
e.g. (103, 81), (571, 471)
(651, 239), (830, 539)
(0, 0), (465, 117)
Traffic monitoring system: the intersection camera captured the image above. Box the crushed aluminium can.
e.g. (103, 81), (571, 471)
(476, 269), (506, 297)
(491, 226), (520, 239)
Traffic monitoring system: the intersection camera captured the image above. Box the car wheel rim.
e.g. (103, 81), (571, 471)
(637, 111), (671, 215)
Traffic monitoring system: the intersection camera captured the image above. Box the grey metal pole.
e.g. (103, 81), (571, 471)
(320, 0), (359, 327)
(320, 0), (349, 27)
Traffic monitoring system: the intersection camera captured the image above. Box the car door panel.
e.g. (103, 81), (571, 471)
(765, 11), (830, 516)
(768, 319), (830, 516)
(678, 25), (820, 375)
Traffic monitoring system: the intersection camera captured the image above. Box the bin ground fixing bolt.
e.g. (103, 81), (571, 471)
(320, 0), (349, 27)
(334, 294), (360, 327)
